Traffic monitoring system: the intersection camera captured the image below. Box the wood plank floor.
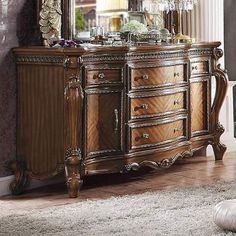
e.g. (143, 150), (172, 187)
(0, 152), (235, 216)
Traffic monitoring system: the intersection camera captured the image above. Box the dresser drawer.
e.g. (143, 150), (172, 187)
(85, 68), (123, 85)
(130, 91), (187, 120)
(129, 118), (187, 150)
(191, 61), (210, 76)
(130, 64), (186, 89)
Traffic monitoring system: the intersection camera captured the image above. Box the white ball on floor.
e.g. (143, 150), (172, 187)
(213, 199), (236, 232)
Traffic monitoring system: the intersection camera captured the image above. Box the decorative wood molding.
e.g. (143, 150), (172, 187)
(16, 55), (64, 64)
(122, 150), (194, 173)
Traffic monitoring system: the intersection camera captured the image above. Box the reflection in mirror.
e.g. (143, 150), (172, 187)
(72, 0), (165, 41)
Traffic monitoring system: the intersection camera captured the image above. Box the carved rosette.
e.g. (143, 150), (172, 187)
(210, 48), (229, 160)
(64, 73), (84, 198)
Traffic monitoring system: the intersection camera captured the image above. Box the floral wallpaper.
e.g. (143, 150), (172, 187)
(0, 0), (39, 177)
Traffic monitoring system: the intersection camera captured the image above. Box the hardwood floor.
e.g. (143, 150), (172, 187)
(0, 152), (235, 216)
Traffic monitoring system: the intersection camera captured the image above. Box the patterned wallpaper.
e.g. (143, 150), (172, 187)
(0, 0), (40, 177)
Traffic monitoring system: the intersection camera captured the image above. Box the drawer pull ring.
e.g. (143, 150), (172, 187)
(173, 128), (181, 133)
(174, 100), (180, 105)
(142, 74), (149, 80)
(97, 72), (105, 80)
(114, 109), (119, 133)
(192, 65), (198, 71)
(174, 72), (180, 77)
(142, 133), (150, 139)
(141, 104), (149, 110)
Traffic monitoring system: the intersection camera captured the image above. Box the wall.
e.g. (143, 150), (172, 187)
(0, 0), (39, 177)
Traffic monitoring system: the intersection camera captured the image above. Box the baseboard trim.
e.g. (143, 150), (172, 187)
(0, 175), (65, 197)
(0, 175), (14, 196)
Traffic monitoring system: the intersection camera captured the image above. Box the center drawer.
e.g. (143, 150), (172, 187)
(129, 118), (187, 151)
(130, 64), (187, 90)
(129, 90), (187, 120)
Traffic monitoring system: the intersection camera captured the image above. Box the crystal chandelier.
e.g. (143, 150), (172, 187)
(158, 0), (198, 11)
(158, 0), (198, 42)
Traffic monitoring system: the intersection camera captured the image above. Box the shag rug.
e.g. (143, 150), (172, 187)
(0, 181), (236, 236)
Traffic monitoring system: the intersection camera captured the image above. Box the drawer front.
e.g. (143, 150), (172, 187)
(191, 61), (210, 76)
(86, 68), (123, 85)
(130, 64), (185, 89)
(130, 92), (186, 119)
(130, 119), (187, 150)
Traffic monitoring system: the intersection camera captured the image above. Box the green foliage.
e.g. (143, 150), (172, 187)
(75, 8), (86, 32)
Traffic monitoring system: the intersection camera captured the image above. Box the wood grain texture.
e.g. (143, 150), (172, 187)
(86, 68), (123, 86)
(191, 81), (208, 134)
(191, 61), (210, 76)
(130, 92), (186, 119)
(17, 64), (65, 179)
(130, 119), (186, 150)
(131, 64), (185, 89)
(86, 91), (123, 158)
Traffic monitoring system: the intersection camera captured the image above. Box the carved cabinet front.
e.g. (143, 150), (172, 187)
(12, 43), (228, 197)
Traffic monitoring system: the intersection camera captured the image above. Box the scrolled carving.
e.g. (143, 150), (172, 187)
(64, 72), (84, 198)
(39, 0), (62, 46)
(122, 151), (193, 173)
(8, 159), (30, 195)
(210, 47), (229, 161)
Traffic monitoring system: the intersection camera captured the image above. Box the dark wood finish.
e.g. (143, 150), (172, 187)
(12, 42), (228, 197)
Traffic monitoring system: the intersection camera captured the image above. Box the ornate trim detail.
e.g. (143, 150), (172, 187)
(81, 49), (214, 63)
(16, 56), (64, 64)
(122, 150), (194, 173)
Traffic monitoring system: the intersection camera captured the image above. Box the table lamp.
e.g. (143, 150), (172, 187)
(96, 0), (128, 32)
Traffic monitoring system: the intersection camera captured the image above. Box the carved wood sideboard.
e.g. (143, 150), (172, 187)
(12, 42), (228, 197)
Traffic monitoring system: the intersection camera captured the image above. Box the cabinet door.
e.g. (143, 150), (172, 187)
(190, 78), (211, 137)
(85, 90), (123, 159)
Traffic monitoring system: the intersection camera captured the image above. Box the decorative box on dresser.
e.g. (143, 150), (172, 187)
(11, 42), (228, 197)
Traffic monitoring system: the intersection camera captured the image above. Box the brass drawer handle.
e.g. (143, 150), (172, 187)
(142, 74), (149, 80)
(141, 104), (149, 110)
(174, 100), (180, 105)
(174, 72), (180, 77)
(192, 65), (198, 71)
(142, 133), (150, 139)
(173, 128), (181, 133)
(134, 103), (149, 112)
(114, 109), (119, 133)
(97, 72), (105, 80)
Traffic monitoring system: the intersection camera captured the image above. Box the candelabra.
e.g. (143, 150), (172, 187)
(158, 0), (198, 42)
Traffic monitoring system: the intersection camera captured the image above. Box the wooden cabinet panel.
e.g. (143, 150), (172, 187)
(130, 91), (187, 120)
(130, 64), (186, 89)
(129, 118), (187, 150)
(191, 79), (210, 136)
(85, 91), (123, 158)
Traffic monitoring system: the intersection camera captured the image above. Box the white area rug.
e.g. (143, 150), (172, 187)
(0, 181), (236, 236)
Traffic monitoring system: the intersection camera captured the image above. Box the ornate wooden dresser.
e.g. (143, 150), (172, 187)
(12, 42), (228, 197)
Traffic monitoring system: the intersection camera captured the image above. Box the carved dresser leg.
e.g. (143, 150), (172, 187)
(8, 160), (30, 195)
(211, 48), (229, 161)
(65, 149), (83, 198)
(212, 123), (226, 161)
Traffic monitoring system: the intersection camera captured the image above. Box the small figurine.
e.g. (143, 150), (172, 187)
(39, 0), (62, 46)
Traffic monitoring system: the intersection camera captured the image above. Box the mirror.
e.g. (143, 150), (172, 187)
(71, 0), (164, 40)
(39, 0), (169, 45)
